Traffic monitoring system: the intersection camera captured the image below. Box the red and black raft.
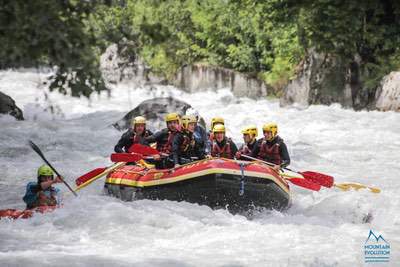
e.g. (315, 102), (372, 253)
(104, 158), (291, 213)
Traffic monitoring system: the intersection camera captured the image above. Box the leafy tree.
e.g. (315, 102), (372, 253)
(266, 0), (400, 89)
(0, 0), (107, 97)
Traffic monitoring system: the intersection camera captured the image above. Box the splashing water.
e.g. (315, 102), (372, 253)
(0, 70), (399, 266)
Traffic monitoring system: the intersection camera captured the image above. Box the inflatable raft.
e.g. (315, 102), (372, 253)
(0, 206), (56, 220)
(104, 158), (291, 213)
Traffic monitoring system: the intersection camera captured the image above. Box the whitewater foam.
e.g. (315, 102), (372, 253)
(0, 70), (399, 266)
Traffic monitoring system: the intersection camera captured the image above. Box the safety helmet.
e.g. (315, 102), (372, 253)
(241, 125), (258, 138)
(262, 123), (278, 140)
(165, 112), (180, 123)
(210, 117), (224, 130)
(212, 124), (226, 133)
(186, 108), (199, 119)
(131, 116), (146, 127)
(37, 165), (54, 177)
(181, 115), (197, 130)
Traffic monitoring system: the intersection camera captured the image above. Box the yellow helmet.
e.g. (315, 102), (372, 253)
(241, 125), (258, 138)
(165, 112), (180, 123)
(262, 123), (278, 140)
(37, 165), (53, 177)
(211, 117), (224, 130)
(212, 124), (226, 133)
(131, 116), (146, 127)
(181, 115), (197, 129)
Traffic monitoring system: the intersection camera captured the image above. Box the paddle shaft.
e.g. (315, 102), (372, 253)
(235, 156), (321, 191)
(29, 140), (78, 197)
(241, 154), (290, 170)
(241, 154), (380, 193)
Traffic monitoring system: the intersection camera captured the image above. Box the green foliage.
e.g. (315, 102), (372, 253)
(0, 0), (107, 97)
(2, 0), (399, 97)
(90, 0), (303, 93)
(267, 0), (400, 90)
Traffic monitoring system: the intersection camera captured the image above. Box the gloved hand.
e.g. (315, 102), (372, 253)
(235, 151), (241, 159)
(180, 158), (192, 165)
(54, 176), (63, 184)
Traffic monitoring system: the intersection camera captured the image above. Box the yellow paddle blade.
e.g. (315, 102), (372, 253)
(334, 183), (381, 193)
(137, 159), (155, 169)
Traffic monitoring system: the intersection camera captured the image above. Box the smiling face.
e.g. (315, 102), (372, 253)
(134, 123), (145, 135)
(39, 175), (53, 183)
(264, 130), (273, 140)
(187, 122), (196, 133)
(215, 132), (225, 142)
(243, 134), (251, 143)
(167, 120), (179, 131)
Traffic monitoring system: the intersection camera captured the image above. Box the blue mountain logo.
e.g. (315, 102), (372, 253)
(365, 230), (388, 244)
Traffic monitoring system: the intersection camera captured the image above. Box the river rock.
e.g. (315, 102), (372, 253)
(280, 50), (376, 110)
(0, 91), (24, 120)
(375, 71), (400, 112)
(113, 97), (205, 131)
(172, 64), (268, 99)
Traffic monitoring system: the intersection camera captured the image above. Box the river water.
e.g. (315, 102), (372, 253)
(0, 70), (399, 266)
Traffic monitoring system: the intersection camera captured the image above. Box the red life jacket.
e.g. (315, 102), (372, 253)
(211, 138), (233, 159)
(159, 131), (177, 154)
(131, 134), (141, 144)
(240, 144), (252, 156)
(33, 190), (57, 208)
(257, 138), (281, 165)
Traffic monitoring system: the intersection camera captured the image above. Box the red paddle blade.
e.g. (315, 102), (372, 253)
(286, 178), (321, 191)
(300, 171), (334, 188)
(110, 153), (142, 163)
(75, 168), (106, 186)
(129, 144), (159, 156)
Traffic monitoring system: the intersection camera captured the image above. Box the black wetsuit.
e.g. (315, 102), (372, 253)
(146, 128), (178, 169)
(193, 124), (208, 155)
(146, 128), (177, 153)
(114, 129), (153, 153)
(172, 131), (205, 165)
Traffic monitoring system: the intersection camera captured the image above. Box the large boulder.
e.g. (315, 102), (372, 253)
(0, 91), (24, 120)
(375, 72), (400, 111)
(171, 64), (269, 99)
(280, 49), (375, 110)
(113, 97), (205, 131)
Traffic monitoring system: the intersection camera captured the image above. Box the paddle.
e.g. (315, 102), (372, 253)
(110, 153), (143, 163)
(284, 177), (321, 191)
(241, 154), (334, 187)
(334, 182), (381, 193)
(299, 171), (334, 188)
(74, 162), (126, 193)
(75, 168), (107, 186)
(129, 143), (169, 156)
(74, 153), (143, 192)
(29, 140), (78, 197)
(241, 155), (380, 194)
